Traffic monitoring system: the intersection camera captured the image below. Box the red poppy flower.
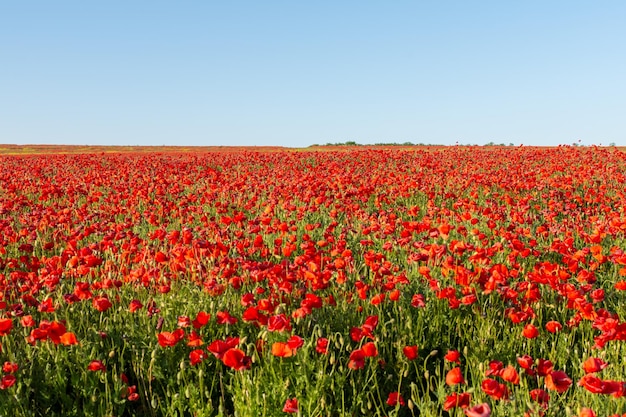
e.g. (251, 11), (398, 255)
(272, 342), (294, 358)
(411, 294), (426, 308)
(362, 342), (378, 357)
(177, 316), (191, 328)
(48, 321), (68, 344)
(93, 296), (112, 312)
(529, 388), (550, 404)
(38, 298), (55, 313)
(315, 338), (329, 354)
(481, 378), (508, 399)
(129, 299), (143, 313)
(578, 374), (605, 394)
(287, 335), (304, 350)
(155, 251), (168, 263)
(0, 318), (13, 336)
(545, 370), (572, 393)
(20, 315), (35, 328)
(0, 375), (16, 390)
(545, 321), (563, 333)
(579, 408), (597, 417)
(536, 359), (554, 376)
(189, 349), (206, 366)
(60, 332), (78, 346)
(282, 397), (298, 413)
(192, 311), (211, 329)
(88, 360), (106, 372)
(522, 324), (539, 339)
(186, 330), (203, 347)
(348, 349), (366, 370)
(216, 311), (238, 325)
(582, 357), (608, 374)
(221, 348), (251, 371)
(501, 366), (520, 385)
(444, 350), (460, 363)
(208, 337), (239, 359)
(516, 355), (533, 370)
(386, 392), (405, 407)
(157, 329), (184, 347)
(403, 345), (418, 361)
(485, 360), (503, 377)
(2, 362), (18, 374)
(446, 367), (465, 386)
(464, 403), (491, 417)
(443, 392), (471, 410)
(268, 314), (292, 332)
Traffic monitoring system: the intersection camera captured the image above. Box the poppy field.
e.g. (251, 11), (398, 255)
(2, 145), (626, 417)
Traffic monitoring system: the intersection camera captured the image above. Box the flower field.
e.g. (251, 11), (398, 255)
(1, 145), (626, 417)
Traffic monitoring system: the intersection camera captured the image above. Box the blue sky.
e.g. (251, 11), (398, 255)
(1, 1), (625, 147)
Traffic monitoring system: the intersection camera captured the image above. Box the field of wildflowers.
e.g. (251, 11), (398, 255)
(1, 146), (626, 416)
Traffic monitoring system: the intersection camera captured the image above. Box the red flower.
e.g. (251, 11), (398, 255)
(186, 330), (203, 347)
(386, 392), (405, 407)
(0, 375), (16, 390)
(268, 314), (292, 332)
(443, 392), (471, 410)
(579, 408), (597, 417)
(2, 362), (18, 374)
(155, 251), (168, 263)
(481, 378), (508, 400)
(221, 348), (251, 371)
(0, 318), (13, 336)
(446, 367), (465, 386)
(536, 359), (553, 376)
(315, 337), (329, 354)
(92, 296), (112, 312)
(129, 299), (143, 313)
(411, 294), (426, 308)
(282, 397), (298, 413)
(485, 360), (503, 377)
(38, 298), (55, 313)
(362, 342), (378, 357)
(177, 316), (191, 328)
(545, 370), (572, 393)
(272, 342), (294, 358)
(545, 321), (562, 333)
(529, 388), (550, 404)
(348, 349), (366, 370)
(157, 329), (184, 347)
(578, 374), (605, 394)
(516, 355), (534, 370)
(20, 315), (35, 328)
(208, 337), (239, 359)
(60, 332), (78, 346)
(444, 349), (460, 363)
(192, 311), (211, 329)
(582, 357), (608, 374)
(403, 345), (418, 361)
(88, 360), (106, 372)
(464, 403), (491, 417)
(216, 311), (238, 325)
(522, 324), (539, 339)
(189, 349), (206, 366)
(501, 366), (520, 385)
(287, 335), (304, 350)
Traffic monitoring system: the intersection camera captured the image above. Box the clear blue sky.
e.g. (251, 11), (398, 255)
(1, 1), (625, 147)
